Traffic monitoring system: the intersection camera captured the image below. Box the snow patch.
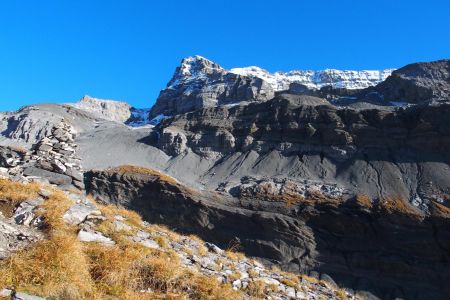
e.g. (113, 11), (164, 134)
(149, 114), (169, 126)
(389, 101), (410, 108)
(230, 67), (394, 91)
(127, 108), (151, 127)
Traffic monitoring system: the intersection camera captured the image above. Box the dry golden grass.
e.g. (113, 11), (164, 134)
(98, 203), (143, 229)
(430, 201), (450, 218)
(154, 236), (168, 248)
(0, 190), (94, 299)
(379, 195), (419, 217)
(188, 234), (208, 256)
(301, 275), (319, 284)
(225, 250), (245, 262)
(0, 178), (40, 204)
(354, 194), (373, 209)
(280, 272), (300, 288)
(0, 181), (243, 300)
(7, 145), (28, 155)
(336, 288), (349, 300)
(247, 280), (268, 298)
(112, 165), (179, 185)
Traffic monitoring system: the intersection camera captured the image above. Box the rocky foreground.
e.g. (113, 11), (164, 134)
(0, 176), (352, 300)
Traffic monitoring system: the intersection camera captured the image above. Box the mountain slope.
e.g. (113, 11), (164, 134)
(0, 176), (351, 300)
(150, 55), (394, 118)
(0, 57), (450, 300)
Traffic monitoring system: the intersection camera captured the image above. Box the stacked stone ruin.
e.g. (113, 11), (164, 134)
(0, 120), (84, 190)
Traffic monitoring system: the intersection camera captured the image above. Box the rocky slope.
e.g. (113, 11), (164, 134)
(70, 95), (134, 123)
(0, 176), (352, 300)
(374, 59), (450, 103)
(0, 57), (450, 299)
(150, 56), (394, 118)
(154, 93), (450, 205)
(69, 95), (151, 126)
(86, 166), (450, 300)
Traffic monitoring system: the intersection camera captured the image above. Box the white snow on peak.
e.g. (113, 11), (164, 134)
(230, 66), (395, 91)
(149, 114), (169, 126)
(167, 55), (224, 90)
(127, 108), (151, 127)
(168, 56), (395, 92)
(179, 55), (221, 75)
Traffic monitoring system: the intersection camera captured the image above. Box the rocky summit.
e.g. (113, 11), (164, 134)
(0, 57), (449, 300)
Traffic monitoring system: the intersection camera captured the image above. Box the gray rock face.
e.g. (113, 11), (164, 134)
(154, 93), (450, 201)
(149, 56), (275, 117)
(375, 59), (450, 103)
(70, 95), (133, 123)
(77, 229), (115, 246)
(85, 168), (450, 300)
(63, 203), (101, 225)
(0, 119), (85, 189)
(12, 292), (46, 300)
(0, 201), (43, 260)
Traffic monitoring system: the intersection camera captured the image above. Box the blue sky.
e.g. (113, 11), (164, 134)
(0, 0), (449, 111)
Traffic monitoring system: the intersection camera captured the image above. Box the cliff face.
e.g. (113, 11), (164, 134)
(154, 93), (450, 203)
(375, 59), (450, 103)
(149, 56), (275, 118)
(86, 167), (450, 300)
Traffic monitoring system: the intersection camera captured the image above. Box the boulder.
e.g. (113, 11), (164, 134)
(63, 203), (101, 225)
(23, 167), (72, 186)
(77, 229), (115, 246)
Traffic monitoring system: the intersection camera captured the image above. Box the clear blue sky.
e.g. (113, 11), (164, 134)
(0, 0), (449, 111)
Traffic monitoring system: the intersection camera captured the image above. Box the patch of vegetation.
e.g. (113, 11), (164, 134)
(112, 165), (179, 185)
(0, 179), (40, 204)
(0, 181), (242, 300)
(379, 195), (420, 217)
(354, 194), (373, 209)
(430, 201), (450, 218)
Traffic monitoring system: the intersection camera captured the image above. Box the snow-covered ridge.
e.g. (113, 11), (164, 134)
(169, 55), (394, 91)
(230, 66), (395, 91)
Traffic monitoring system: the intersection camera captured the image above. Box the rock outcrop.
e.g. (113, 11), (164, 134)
(375, 59), (450, 103)
(0, 177), (351, 300)
(70, 95), (151, 126)
(154, 93), (450, 202)
(71, 95), (133, 123)
(86, 166), (450, 300)
(0, 120), (84, 189)
(149, 56), (275, 118)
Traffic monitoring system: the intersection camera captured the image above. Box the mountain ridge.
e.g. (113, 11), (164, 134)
(0, 57), (450, 300)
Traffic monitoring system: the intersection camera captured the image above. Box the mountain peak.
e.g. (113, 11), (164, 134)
(167, 55), (224, 89)
(71, 95), (132, 123)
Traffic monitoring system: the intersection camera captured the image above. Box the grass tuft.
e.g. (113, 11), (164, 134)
(0, 181), (243, 299)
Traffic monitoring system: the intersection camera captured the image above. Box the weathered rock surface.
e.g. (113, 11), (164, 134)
(0, 120), (85, 189)
(375, 59), (450, 103)
(0, 195), (44, 260)
(86, 168), (450, 300)
(153, 93), (450, 203)
(63, 203), (101, 225)
(149, 56), (275, 118)
(70, 95), (133, 123)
